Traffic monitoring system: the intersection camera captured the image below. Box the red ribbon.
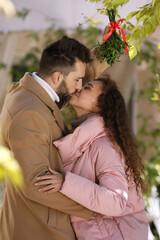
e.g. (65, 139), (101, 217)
(103, 19), (128, 54)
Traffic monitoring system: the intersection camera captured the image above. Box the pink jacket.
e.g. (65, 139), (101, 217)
(54, 115), (148, 240)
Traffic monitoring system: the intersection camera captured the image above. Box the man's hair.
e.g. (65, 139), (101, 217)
(37, 36), (92, 78)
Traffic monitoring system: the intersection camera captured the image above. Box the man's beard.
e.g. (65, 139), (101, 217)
(56, 80), (73, 110)
(57, 79), (70, 102)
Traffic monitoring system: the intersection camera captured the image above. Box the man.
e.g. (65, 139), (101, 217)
(0, 36), (108, 240)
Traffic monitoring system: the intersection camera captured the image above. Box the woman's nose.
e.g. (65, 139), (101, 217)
(74, 89), (82, 95)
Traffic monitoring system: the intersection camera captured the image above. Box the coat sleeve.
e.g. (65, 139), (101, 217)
(60, 138), (128, 217)
(8, 110), (92, 219)
(84, 49), (109, 85)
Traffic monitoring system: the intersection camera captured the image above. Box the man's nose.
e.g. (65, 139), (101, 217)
(76, 79), (82, 91)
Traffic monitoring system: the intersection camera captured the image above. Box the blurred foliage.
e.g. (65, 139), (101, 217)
(87, 0), (160, 59)
(16, 8), (30, 20)
(136, 40), (160, 197)
(11, 48), (40, 82)
(0, 63), (7, 70)
(0, 146), (23, 186)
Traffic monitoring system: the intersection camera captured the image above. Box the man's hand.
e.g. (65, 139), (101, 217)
(34, 167), (65, 194)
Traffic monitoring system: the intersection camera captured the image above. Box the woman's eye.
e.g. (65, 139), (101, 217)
(84, 86), (89, 89)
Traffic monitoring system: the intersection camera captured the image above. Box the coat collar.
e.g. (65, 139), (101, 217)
(20, 73), (68, 134)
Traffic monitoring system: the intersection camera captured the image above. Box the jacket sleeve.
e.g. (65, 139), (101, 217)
(8, 110), (92, 219)
(60, 138), (128, 217)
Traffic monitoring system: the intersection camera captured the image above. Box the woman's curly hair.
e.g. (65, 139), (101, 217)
(95, 75), (144, 195)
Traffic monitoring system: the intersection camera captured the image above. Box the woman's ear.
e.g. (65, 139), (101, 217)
(51, 72), (63, 86)
(92, 104), (100, 113)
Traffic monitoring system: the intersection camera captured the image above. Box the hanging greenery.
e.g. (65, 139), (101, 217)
(95, 8), (129, 65)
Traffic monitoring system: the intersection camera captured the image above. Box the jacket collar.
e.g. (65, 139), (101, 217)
(20, 73), (68, 134)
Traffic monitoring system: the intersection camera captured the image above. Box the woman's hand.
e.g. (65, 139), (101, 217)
(101, 24), (122, 43)
(34, 167), (65, 194)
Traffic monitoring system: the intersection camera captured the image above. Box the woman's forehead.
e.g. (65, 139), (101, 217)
(90, 80), (103, 88)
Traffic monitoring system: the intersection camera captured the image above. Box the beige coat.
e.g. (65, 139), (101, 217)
(0, 73), (93, 240)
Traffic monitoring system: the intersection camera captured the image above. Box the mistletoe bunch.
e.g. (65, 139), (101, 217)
(95, 9), (129, 66)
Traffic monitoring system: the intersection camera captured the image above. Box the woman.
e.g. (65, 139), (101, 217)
(35, 75), (148, 240)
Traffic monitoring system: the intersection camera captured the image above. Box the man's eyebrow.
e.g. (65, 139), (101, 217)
(77, 76), (85, 79)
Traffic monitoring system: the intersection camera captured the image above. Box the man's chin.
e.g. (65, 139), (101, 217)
(59, 94), (71, 102)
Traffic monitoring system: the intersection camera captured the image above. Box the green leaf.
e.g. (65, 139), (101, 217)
(129, 45), (137, 60)
(155, 88), (160, 92)
(141, 27), (146, 39)
(130, 25), (141, 33)
(151, 92), (160, 101)
(137, 15), (148, 24)
(0, 147), (23, 186)
(144, 22), (153, 36)
(100, 9), (105, 14)
(126, 11), (139, 22)
(123, 23), (126, 29)
(154, 6), (160, 24)
(148, 17), (157, 32)
(152, 0), (157, 6)
(0, 167), (5, 180)
(139, 3), (151, 9)
(158, 43), (160, 49)
(135, 42), (141, 52)
(132, 29), (141, 41)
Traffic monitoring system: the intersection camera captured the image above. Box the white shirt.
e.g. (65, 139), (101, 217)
(32, 72), (60, 102)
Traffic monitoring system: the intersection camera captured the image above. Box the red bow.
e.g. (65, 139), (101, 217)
(103, 19), (128, 54)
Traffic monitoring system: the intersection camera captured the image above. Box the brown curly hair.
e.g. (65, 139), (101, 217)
(95, 75), (144, 196)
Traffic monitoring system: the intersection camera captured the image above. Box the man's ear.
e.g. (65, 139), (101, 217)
(51, 72), (63, 86)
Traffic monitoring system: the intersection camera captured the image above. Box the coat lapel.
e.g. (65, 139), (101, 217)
(20, 73), (69, 135)
(52, 103), (69, 135)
